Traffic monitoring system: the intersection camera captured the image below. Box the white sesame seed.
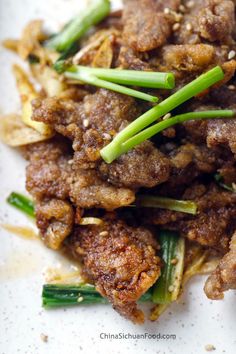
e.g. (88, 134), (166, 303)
(205, 344), (216, 352)
(83, 119), (89, 127)
(179, 4), (186, 13)
(68, 159), (73, 165)
(186, 23), (192, 31)
(163, 113), (172, 120)
(77, 296), (84, 303)
(99, 231), (109, 236)
(228, 85), (235, 90)
(172, 23), (180, 31)
(164, 7), (170, 14)
(186, 1), (194, 8)
(228, 50), (236, 60)
(232, 183), (236, 191)
(103, 133), (111, 140)
(168, 285), (175, 292)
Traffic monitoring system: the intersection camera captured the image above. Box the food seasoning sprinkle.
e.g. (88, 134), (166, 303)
(228, 50), (236, 60)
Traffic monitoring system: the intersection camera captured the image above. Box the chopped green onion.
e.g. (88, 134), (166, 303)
(136, 195), (197, 215)
(214, 174), (236, 192)
(152, 231), (185, 304)
(120, 110), (234, 159)
(45, 0), (110, 52)
(64, 68), (158, 102)
(56, 64), (175, 89)
(7, 192), (35, 217)
(42, 283), (152, 308)
(100, 66), (225, 163)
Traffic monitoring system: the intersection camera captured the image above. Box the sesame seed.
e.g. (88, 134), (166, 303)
(205, 344), (216, 352)
(186, 23), (192, 31)
(68, 159), (73, 165)
(99, 231), (109, 236)
(77, 296), (84, 303)
(173, 23), (180, 31)
(168, 285), (175, 292)
(103, 133), (111, 140)
(163, 113), (172, 120)
(83, 119), (89, 127)
(228, 85), (235, 90)
(232, 183), (236, 191)
(186, 1), (194, 8)
(179, 4), (186, 13)
(171, 258), (178, 265)
(228, 50), (236, 60)
(164, 7), (170, 14)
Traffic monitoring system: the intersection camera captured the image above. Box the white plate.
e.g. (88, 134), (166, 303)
(0, 1), (236, 353)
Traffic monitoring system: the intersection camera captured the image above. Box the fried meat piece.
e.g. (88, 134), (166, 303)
(32, 90), (171, 189)
(24, 138), (72, 200)
(67, 167), (135, 210)
(67, 218), (161, 323)
(36, 199), (74, 250)
(204, 231), (236, 299)
(32, 89), (140, 164)
(122, 0), (180, 52)
(99, 141), (170, 189)
(175, 0), (235, 44)
(143, 183), (236, 252)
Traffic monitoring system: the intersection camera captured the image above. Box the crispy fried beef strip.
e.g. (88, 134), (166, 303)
(175, 0), (235, 44)
(142, 183), (236, 252)
(25, 138), (135, 212)
(204, 231), (236, 299)
(32, 89), (140, 162)
(24, 138), (72, 200)
(32, 89), (171, 189)
(67, 218), (161, 323)
(122, 0), (180, 52)
(67, 167), (135, 210)
(35, 198), (74, 250)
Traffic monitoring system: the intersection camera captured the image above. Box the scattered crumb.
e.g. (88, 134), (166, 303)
(205, 344), (216, 352)
(40, 333), (48, 343)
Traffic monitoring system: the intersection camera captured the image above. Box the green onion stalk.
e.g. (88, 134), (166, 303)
(135, 195), (197, 215)
(214, 174), (236, 192)
(65, 68), (159, 102)
(152, 231), (185, 304)
(7, 192), (35, 217)
(45, 0), (111, 52)
(100, 66), (229, 163)
(42, 284), (152, 308)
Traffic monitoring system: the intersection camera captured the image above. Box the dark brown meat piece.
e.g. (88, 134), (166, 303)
(207, 119), (236, 154)
(175, 0), (235, 44)
(99, 141), (170, 189)
(32, 89), (141, 165)
(117, 46), (151, 70)
(32, 90), (171, 189)
(144, 183), (236, 252)
(67, 167), (135, 210)
(122, 0), (180, 52)
(204, 231), (236, 299)
(67, 218), (161, 323)
(36, 199), (74, 250)
(24, 138), (72, 200)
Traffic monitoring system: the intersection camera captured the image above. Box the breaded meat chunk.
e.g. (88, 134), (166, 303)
(204, 231), (236, 299)
(67, 219), (161, 323)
